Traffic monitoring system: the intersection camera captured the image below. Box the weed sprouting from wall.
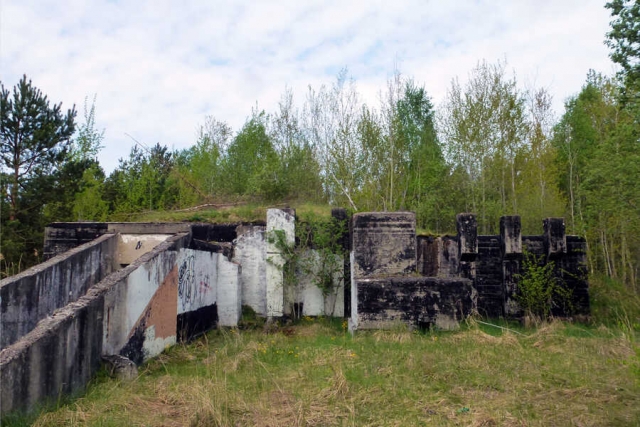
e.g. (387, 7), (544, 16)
(267, 212), (347, 317)
(516, 252), (573, 322)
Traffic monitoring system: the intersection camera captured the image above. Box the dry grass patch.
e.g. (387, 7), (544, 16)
(13, 321), (640, 426)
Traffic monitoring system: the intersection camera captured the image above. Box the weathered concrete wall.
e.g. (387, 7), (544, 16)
(216, 256), (241, 326)
(43, 223), (109, 260)
(352, 212), (417, 278)
(43, 222), (191, 260)
(0, 291), (104, 415)
(353, 277), (475, 330)
(0, 234), (192, 415)
(0, 234), (117, 350)
(233, 226), (267, 315)
(350, 212), (475, 331)
(102, 234), (190, 364)
(292, 250), (345, 317)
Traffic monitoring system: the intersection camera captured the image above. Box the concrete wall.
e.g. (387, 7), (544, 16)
(233, 226), (267, 315)
(1, 234), (117, 350)
(266, 209), (295, 317)
(293, 250), (345, 317)
(353, 276), (476, 330)
(0, 290), (105, 415)
(417, 215), (589, 318)
(350, 212), (475, 331)
(102, 234), (190, 364)
(0, 234), (192, 414)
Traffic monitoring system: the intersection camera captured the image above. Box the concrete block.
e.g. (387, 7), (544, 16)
(354, 276), (476, 330)
(351, 212), (416, 279)
(456, 213), (477, 261)
(544, 218), (566, 259)
(500, 216), (522, 259)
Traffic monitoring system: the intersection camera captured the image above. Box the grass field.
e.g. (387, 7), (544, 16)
(11, 317), (639, 427)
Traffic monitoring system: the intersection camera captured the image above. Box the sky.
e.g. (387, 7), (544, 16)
(1, 0), (616, 174)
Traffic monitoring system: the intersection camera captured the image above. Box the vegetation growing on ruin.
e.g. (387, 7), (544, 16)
(6, 318), (638, 427)
(267, 211), (348, 317)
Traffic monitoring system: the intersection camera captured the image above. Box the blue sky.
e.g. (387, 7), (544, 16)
(1, 0), (616, 173)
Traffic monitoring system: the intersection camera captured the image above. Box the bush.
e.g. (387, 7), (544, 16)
(516, 252), (572, 322)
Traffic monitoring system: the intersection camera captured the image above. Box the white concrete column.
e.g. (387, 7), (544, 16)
(266, 208), (295, 317)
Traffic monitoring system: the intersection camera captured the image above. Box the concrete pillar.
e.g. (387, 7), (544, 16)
(543, 217), (566, 260)
(500, 216), (522, 258)
(500, 216), (522, 316)
(266, 208), (295, 318)
(456, 213), (478, 261)
(456, 213), (477, 280)
(216, 256), (241, 326)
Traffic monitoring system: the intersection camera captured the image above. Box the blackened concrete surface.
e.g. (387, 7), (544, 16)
(177, 303), (218, 342)
(355, 276), (476, 330)
(43, 223), (108, 260)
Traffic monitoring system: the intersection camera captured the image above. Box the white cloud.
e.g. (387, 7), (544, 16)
(1, 0), (615, 173)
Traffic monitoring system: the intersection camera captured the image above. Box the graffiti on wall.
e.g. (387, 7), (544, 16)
(178, 254), (195, 306)
(177, 250), (215, 313)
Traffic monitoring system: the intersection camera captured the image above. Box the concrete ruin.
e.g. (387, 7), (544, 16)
(0, 209), (589, 415)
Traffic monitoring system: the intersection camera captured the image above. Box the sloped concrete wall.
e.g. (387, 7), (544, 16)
(0, 234), (192, 414)
(102, 234), (189, 364)
(0, 234), (117, 350)
(0, 290), (104, 415)
(117, 234), (173, 265)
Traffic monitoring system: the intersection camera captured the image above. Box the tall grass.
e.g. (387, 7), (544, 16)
(10, 318), (639, 427)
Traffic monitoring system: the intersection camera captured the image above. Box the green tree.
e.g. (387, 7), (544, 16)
(270, 87), (324, 202)
(554, 72), (640, 291)
(605, 0), (640, 96)
(222, 111), (283, 200)
(104, 143), (176, 216)
(439, 60), (527, 233)
(0, 75), (76, 221)
(305, 69), (362, 210)
(0, 75), (76, 271)
(69, 94), (104, 162)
